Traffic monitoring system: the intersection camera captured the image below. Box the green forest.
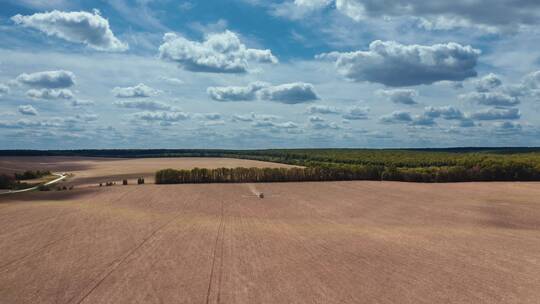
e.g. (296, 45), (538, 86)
(155, 149), (540, 183)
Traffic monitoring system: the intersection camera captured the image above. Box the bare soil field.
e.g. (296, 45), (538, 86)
(1, 162), (540, 304)
(0, 156), (297, 187)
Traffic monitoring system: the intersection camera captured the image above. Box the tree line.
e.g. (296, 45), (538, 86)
(156, 161), (540, 184)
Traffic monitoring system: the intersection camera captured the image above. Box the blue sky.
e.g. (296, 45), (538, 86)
(1, 0), (540, 149)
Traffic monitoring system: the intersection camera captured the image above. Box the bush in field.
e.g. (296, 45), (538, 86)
(0, 174), (15, 189)
(37, 184), (51, 191)
(15, 170), (51, 180)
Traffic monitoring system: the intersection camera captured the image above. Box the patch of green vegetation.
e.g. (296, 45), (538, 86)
(14, 170), (51, 180)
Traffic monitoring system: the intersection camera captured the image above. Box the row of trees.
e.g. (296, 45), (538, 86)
(156, 167), (381, 184)
(156, 161), (540, 184)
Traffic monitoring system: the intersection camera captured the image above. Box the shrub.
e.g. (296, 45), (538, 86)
(37, 184), (51, 191)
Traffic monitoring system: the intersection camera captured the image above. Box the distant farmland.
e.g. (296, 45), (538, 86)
(3, 148), (540, 182)
(1, 156), (540, 303)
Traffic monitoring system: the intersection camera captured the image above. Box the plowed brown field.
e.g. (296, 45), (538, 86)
(0, 156), (298, 187)
(1, 157), (539, 304)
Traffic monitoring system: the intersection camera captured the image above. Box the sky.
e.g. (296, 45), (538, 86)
(1, 0), (540, 149)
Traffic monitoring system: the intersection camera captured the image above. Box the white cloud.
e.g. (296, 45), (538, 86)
(159, 31), (277, 73)
(459, 92), (520, 107)
(70, 99), (95, 107)
(16, 70), (75, 88)
(295, 0), (540, 29)
(493, 121), (522, 134)
(522, 70), (540, 96)
(18, 105), (38, 116)
(134, 111), (190, 122)
(309, 115), (325, 122)
(258, 82), (319, 103)
(311, 121), (340, 130)
(342, 106), (369, 120)
(114, 100), (174, 111)
(196, 113), (222, 120)
(207, 82), (269, 101)
(12, 10), (128, 52)
(470, 108), (521, 120)
(27, 88), (74, 100)
(377, 89), (418, 105)
(379, 111), (413, 123)
(76, 114), (99, 122)
(317, 40), (480, 87)
(159, 77), (185, 85)
(112, 83), (161, 98)
(208, 81), (319, 103)
(253, 120), (299, 130)
(306, 104), (341, 114)
(423, 106), (464, 120)
(0, 84), (10, 96)
(475, 73), (502, 92)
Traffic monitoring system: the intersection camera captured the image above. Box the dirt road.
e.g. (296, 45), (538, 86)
(1, 181), (539, 304)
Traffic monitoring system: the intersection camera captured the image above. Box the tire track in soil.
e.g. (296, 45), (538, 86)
(205, 200), (226, 304)
(71, 218), (174, 304)
(0, 231), (78, 272)
(69, 189), (203, 304)
(0, 191), (133, 273)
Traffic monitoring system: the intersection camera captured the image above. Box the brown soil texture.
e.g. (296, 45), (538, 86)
(0, 156), (298, 187)
(1, 178), (539, 304)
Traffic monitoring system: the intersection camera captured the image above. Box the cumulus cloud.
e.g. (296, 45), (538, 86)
(197, 113), (222, 120)
(521, 70), (540, 97)
(258, 82), (319, 103)
(71, 99), (95, 107)
(16, 70), (75, 88)
(423, 106), (464, 120)
(309, 115), (325, 122)
(231, 114), (255, 122)
(75, 114), (99, 122)
(475, 73), (502, 92)
(342, 106), (369, 120)
(18, 105), (38, 116)
(231, 113), (280, 122)
(306, 105), (341, 114)
(114, 100), (174, 111)
(159, 31), (277, 73)
(470, 108), (520, 120)
(159, 77), (185, 85)
(377, 89), (418, 105)
(134, 111), (190, 122)
(0, 84), (10, 96)
(0, 116), (88, 129)
(295, 0), (540, 29)
(317, 40), (480, 87)
(27, 88), (74, 100)
(207, 82), (268, 101)
(11, 10), (128, 51)
(253, 120), (299, 130)
(112, 83), (161, 98)
(208, 82), (318, 103)
(493, 121), (522, 134)
(379, 111), (413, 123)
(459, 92), (520, 107)
(311, 121), (340, 130)
(411, 115), (437, 126)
